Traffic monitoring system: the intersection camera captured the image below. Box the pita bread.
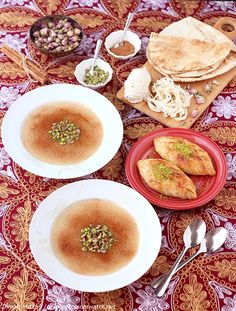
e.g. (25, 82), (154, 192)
(160, 16), (236, 52)
(170, 53), (236, 82)
(148, 52), (236, 82)
(172, 60), (224, 78)
(147, 33), (231, 72)
(147, 47), (224, 78)
(146, 17), (236, 81)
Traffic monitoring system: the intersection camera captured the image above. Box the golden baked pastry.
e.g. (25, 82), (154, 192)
(137, 159), (197, 199)
(154, 136), (216, 176)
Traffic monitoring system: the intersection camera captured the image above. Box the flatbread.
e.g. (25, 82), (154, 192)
(147, 51), (236, 82)
(146, 16), (236, 82)
(160, 16), (236, 52)
(147, 33), (231, 72)
(170, 53), (236, 82)
(171, 59), (223, 78)
(146, 48), (224, 78)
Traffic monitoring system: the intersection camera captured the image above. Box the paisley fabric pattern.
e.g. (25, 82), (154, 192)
(0, 1), (235, 310)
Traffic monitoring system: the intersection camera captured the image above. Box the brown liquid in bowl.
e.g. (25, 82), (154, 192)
(51, 199), (139, 276)
(21, 101), (103, 165)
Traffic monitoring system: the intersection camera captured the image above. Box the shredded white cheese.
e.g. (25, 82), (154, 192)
(124, 67), (151, 103)
(147, 77), (192, 121)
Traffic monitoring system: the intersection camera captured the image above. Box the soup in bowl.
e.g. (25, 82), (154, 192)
(51, 198), (139, 276)
(21, 101), (103, 165)
(29, 179), (162, 292)
(2, 84), (123, 178)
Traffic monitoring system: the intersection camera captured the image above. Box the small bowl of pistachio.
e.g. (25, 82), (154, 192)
(74, 58), (113, 89)
(30, 15), (83, 56)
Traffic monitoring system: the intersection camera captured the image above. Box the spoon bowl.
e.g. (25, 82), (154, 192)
(152, 226), (227, 289)
(184, 218), (207, 248)
(154, 219), (206, 297)
(200, 227), (227, 253)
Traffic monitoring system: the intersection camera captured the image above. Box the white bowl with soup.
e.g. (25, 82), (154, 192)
(29, 179), (162, 292)
(1, 84), (123, 179)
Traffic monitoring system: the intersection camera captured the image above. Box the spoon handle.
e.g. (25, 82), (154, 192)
(120, 12), (134, 43)
(91, 39), (103, 72)
(154, 247), (188, 297)
(151, 249), (202, 288)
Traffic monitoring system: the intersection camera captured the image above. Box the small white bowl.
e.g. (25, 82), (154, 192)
(105, 30), (141, 60)
(74, 58), (113, 89)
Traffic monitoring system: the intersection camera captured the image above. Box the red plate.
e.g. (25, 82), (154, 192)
(125, 128), (227, 210)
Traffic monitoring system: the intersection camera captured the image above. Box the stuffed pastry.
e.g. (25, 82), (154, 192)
(154, 136), (216, 176)
(137, 159), (197, 199)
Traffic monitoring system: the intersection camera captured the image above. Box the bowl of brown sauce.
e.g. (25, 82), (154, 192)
(105, 30), (141, 60)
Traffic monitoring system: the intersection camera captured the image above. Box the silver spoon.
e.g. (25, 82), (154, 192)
(152, 227), (227, 289)
(154, 219), (206, 297)
(114, 12), (134, 48)
(89, 39), (103, 75)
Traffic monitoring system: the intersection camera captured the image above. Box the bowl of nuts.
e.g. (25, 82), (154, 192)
(30, 15), (83, 55)
(74, 58), (113, 89)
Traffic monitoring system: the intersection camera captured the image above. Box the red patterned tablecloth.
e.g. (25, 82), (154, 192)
(0, 1), (236, 310)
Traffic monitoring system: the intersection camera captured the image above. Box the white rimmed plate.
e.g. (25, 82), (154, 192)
(2, 84), (123, 179)
(29, 179), (161, 292)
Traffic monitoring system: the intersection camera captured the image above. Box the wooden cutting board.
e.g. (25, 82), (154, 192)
(116, 17), (236, 129)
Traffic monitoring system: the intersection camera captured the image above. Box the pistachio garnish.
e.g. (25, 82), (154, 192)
(49, 120), (80, 145)
(80, 224), (116, 253)
(152, 163), (173, 181)
(83, 65), (109, 86)
(173, 141), (192, 158)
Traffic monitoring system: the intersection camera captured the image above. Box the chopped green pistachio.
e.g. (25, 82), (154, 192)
(83, 65), (109, 85)
(80, 224), (116, 254)
(48, 120), (80, 145)
(173, 142), (192, 158)
(152, 163), (173, 181)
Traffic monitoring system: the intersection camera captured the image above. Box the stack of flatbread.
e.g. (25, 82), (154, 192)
(146, 17), (236, 82)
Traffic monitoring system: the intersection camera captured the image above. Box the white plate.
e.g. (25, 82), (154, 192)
(2, 84), (123, 179)
(29, 179), (162, 292)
